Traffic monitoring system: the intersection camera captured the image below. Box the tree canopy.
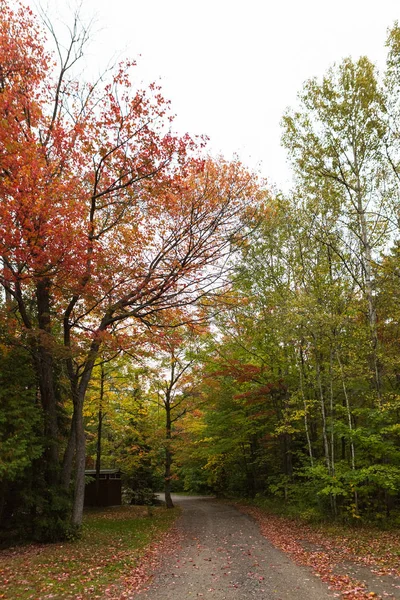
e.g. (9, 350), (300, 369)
(2, 2), (400, 543)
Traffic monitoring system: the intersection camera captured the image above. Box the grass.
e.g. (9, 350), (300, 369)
(0, 505), (180, 600)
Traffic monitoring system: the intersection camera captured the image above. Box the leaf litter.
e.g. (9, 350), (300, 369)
(236, 504), (400, 600)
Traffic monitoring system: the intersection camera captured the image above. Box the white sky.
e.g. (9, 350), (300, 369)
(37, 0), (400, 190)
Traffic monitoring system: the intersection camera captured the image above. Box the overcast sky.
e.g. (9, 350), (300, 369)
(39, 0), (400, 190)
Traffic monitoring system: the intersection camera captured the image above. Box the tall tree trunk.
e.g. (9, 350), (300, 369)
(62, 310), (79, 490)
(164, 394), (174, 509)
(95, 365), (105, 504)
(241, 442), (256, 497)
(95, 409), (103, 502)
(315, 350), (336, 515)
(315, 353), (331, 475)
(299, 348), (314, 467)
(71, 396), (86, 527)
(36, 278), (59, 484)
(328, 347), (337, 517)
(336, 351), (358, 514)
(61, 410), (76, 489)
(283, 389), (293, 481)
(70, 337), (102, 527)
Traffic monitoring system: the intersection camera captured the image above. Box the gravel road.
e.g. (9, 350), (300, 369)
(134, 495), (335, 599)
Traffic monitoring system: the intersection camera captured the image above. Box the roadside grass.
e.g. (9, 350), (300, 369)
(0, 505), (180, 600)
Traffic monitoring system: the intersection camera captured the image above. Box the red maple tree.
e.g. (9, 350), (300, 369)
(0, 0), (266, 530)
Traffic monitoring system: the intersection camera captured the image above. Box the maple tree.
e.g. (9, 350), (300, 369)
(0, 0), (265, 535)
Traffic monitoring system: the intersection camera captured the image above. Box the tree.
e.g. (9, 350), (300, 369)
(158, 32), (400, 523)
(282, 56), (392, 398)
(146, 326), (204, 508)
(177, 185), (400, 519)
(84, 354), (159, 506)
(0, 0), (265, 534)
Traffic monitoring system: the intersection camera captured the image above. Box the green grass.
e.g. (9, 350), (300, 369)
(0, 505), (180, 600)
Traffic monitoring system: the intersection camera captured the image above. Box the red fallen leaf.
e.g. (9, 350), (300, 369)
(236, 504), (394, 600)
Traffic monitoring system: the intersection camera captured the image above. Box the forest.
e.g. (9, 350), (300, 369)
(2, 0), (400, 545)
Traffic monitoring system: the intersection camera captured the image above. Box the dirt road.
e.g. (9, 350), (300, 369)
(134, 495), (335, 599)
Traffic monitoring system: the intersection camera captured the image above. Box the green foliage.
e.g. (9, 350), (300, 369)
(0, 341), (42, 482)
(170, 44), (400, 521)
(31, 486), (76, 543)
(0, 322), (77, 544)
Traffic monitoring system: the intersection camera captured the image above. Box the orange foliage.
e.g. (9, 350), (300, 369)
(0, 0), (269, 525)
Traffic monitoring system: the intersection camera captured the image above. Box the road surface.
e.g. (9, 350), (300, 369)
(134, 494), (335, 599)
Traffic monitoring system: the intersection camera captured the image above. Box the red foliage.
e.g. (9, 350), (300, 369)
(234, 380), (287, 403)
(0, 0), (268, 527)
(211, 361), (263, 382)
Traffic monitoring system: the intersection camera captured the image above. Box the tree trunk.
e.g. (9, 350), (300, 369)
(164, 395), (174, 509)
(315, 354), (331, 474)
(95, 409), (103, 503)
(328, 347), (337, 517)
(299, 348), (314, 467)
(95, 369), (104, 504)
(71, 396), (86, 527)
(70, 337), (101, 527)
(61, 410), (76, 489)
(337, 351), (358, 514)
(36, 278), (59, 484)
(241, 442), (256, 497)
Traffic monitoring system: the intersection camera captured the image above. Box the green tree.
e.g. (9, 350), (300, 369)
(282, 56), (392, 398)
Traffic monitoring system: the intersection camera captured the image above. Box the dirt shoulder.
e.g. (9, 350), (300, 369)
(237, 503), (400, 600)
